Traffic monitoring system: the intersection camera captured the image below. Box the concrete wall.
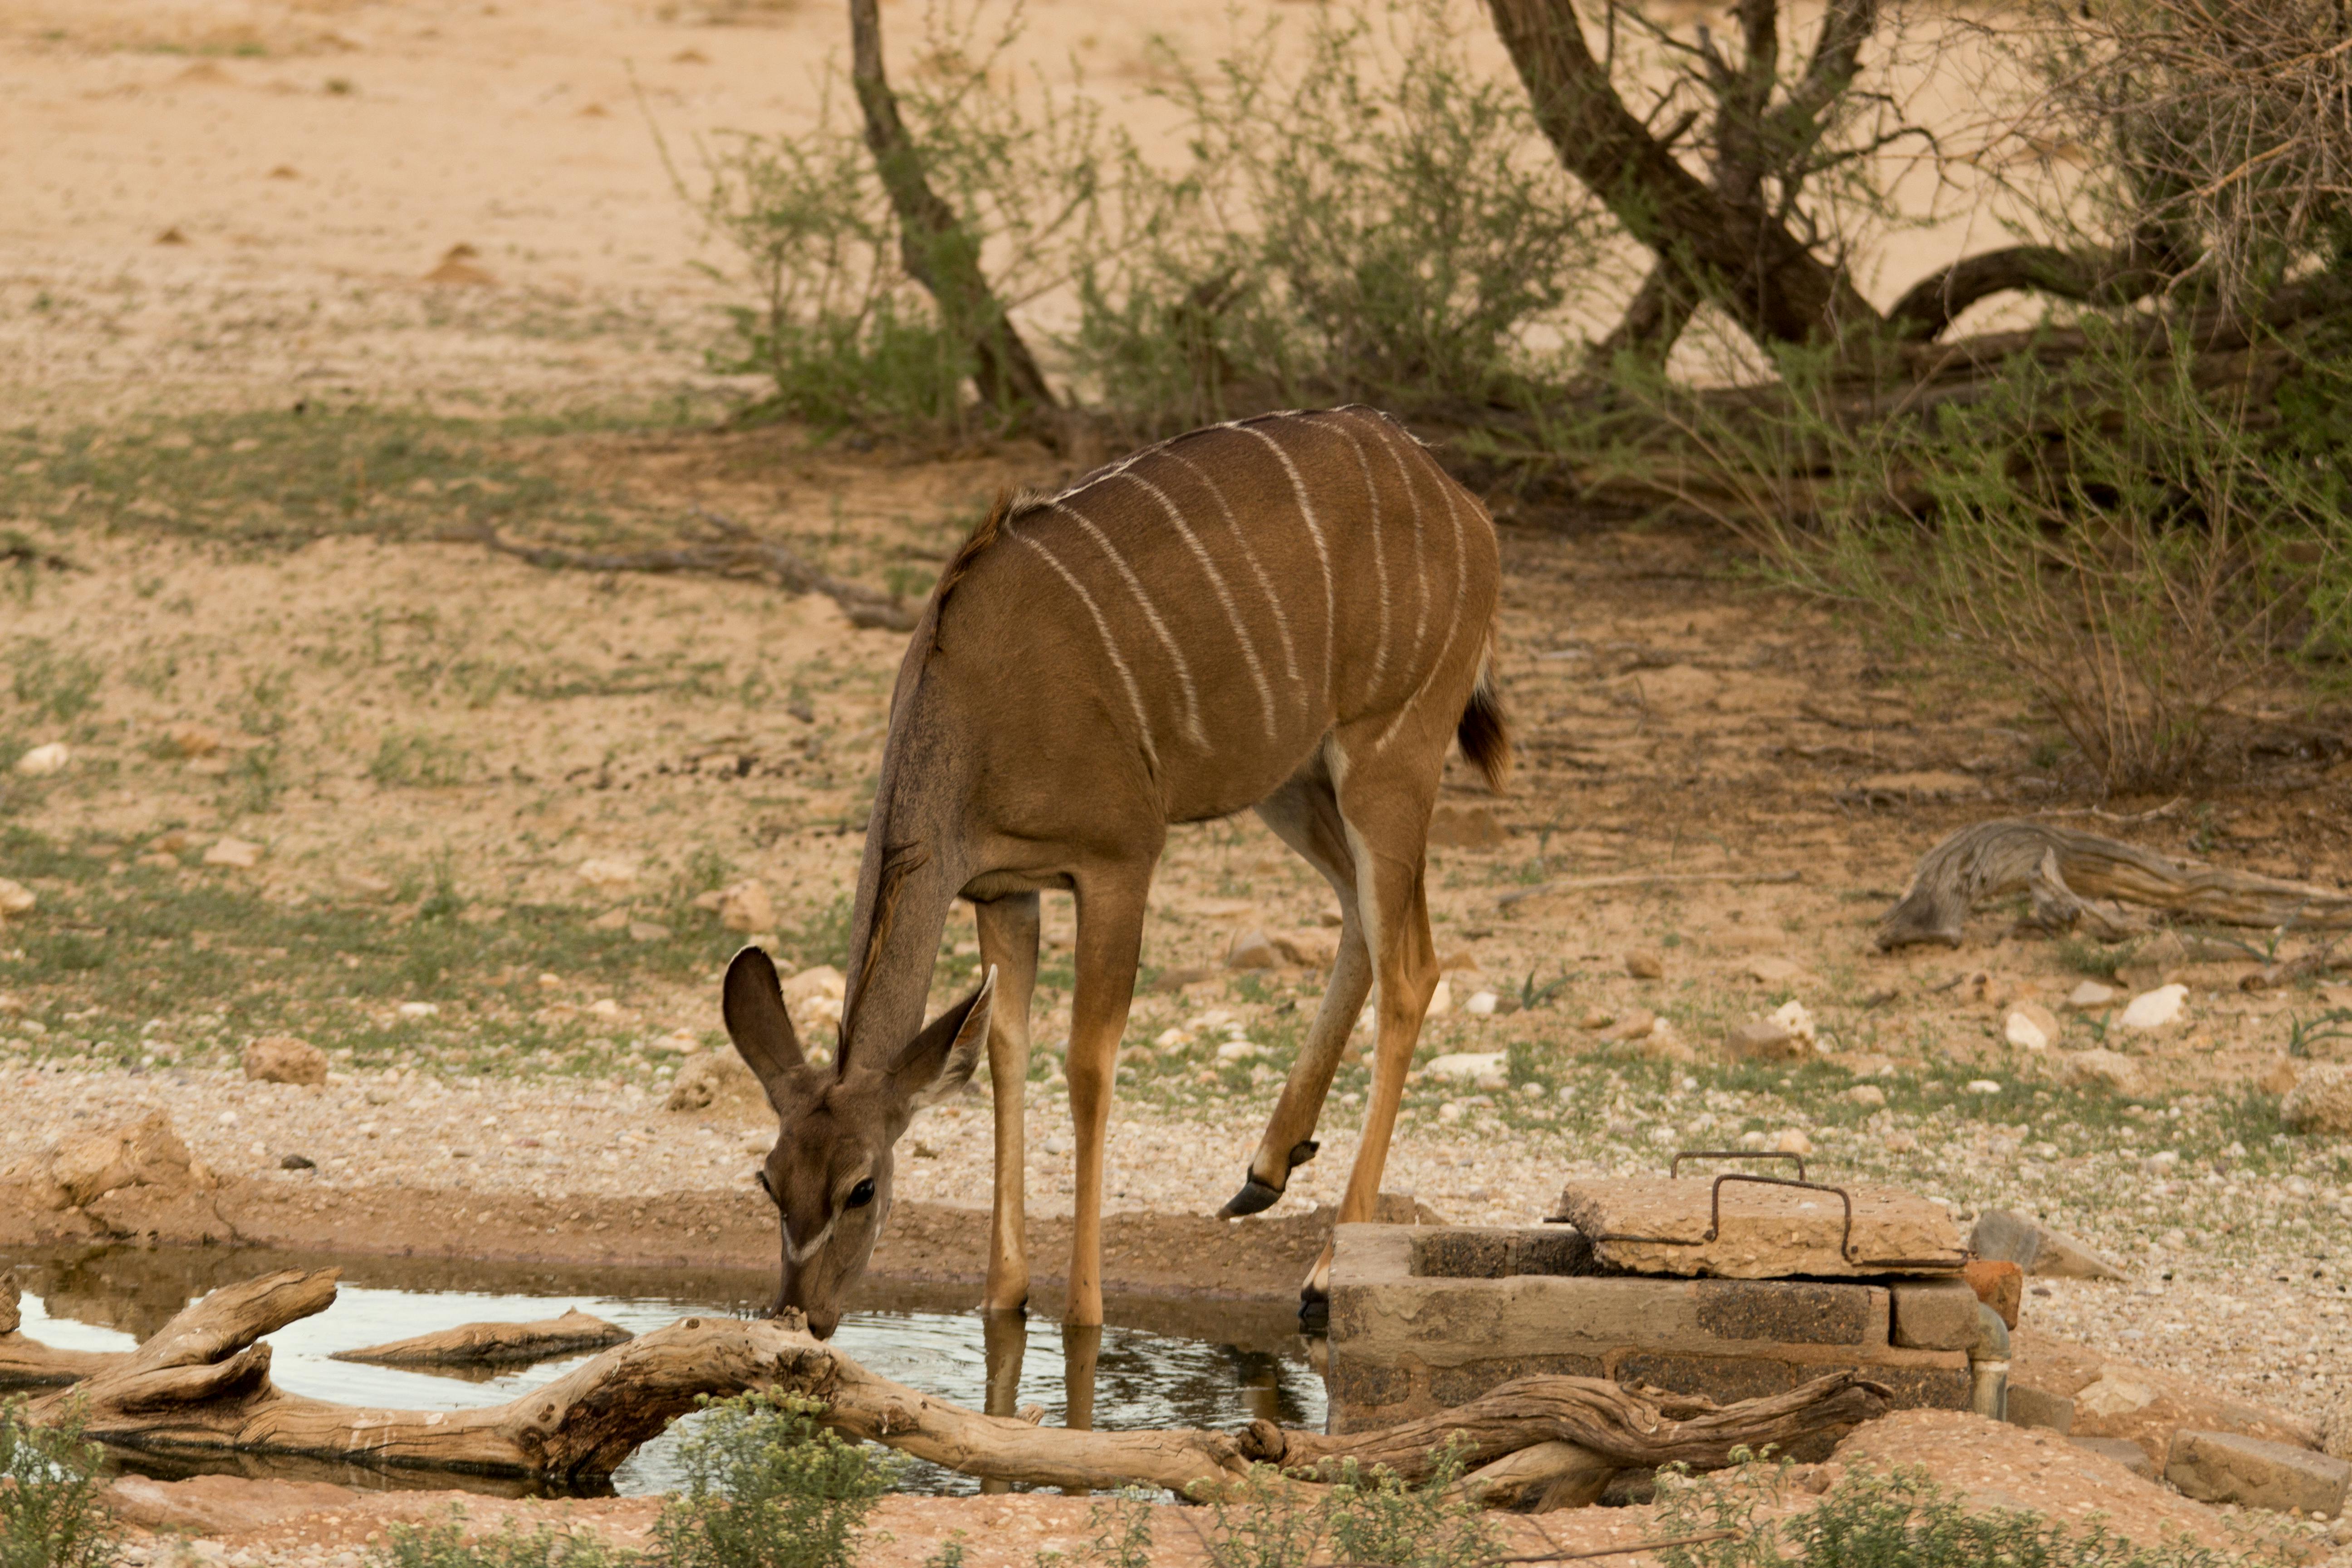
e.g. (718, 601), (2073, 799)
(1327, 1224), (1973, 1441)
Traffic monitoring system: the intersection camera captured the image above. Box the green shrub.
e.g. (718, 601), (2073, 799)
(0, 1400), (118, 1568)
(1655, 1460), (2239, 1568)
(651, 1393), (899, 1568)
(1579, 324), (2352, 789)
(374, 1514), (631, 1568)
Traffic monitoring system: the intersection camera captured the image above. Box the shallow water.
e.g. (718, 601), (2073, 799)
(3, 1246), (1322, 1498)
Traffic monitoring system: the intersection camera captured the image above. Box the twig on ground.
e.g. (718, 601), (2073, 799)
(1496, 869), (1800, 909)
(465, 511), (916, 632)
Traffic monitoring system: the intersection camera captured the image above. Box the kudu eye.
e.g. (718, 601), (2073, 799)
(845, 1178), (877, 1210)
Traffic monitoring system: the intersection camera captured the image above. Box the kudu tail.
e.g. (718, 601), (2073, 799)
(1456, 645), (1511, 793)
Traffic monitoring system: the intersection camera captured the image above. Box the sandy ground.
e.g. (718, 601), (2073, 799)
(4, 0), (2352, 1560)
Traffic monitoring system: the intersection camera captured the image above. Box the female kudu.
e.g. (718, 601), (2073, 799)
(719, 406), (1506, 1335)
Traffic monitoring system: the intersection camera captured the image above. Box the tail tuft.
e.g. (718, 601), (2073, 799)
(1456, 659), (1511, 793)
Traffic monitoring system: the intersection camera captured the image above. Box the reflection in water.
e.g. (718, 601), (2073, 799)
(1, 1245), (1324, 1499)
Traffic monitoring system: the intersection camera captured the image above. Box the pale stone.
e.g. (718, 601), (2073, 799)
(1624, 949), (1665, 980)
(1769, 998), (1817, 1044)
(588, 909), (631, 931)
(666, 1049), (765, 1116)
(1215, 1039), (1261, 1062)
(2076, 1375), (2158, 1419)
(1548, 1176), (1963, 1278)
(1724, 1016), (1806, 1063)
(2004, 1001), (2061, 1051)
(2118, 983), (2188, 1030)
(1846, 1083), (1887, 1107)
(2283, 1064), (2352, 1136)
(0, 877), (34, 916)
(1226, 928), (1279, 970)
(31, 1110), (214, 1210)
(1426, 1051), (1507, 1081)
(162, 724), (221, 758)
(2059, 1048), (2141, 1094)
(1464, 990), (1499, 1017)
(396, 1001), (439, 1019)
(2166, 1429), (2352, 1516)
(715, 880), (775, 934)
(1272, 931), (1338, 968)
(627, 921), (671, 943)
(782, 965), (847, 1037)
(2065, 980), (2120, 1010)
(1745, 955), (1808, 985)
(337, 868), (395, 898)
(1771, 1128), (1813, 1156)
(2257, 1057), (2300, 1098)
(202, 837), (261, 868)
(576, 857), (639, 894)
(1426, 978), (1453, 1019)
(1598, 1007), (1656, 1043)
(14, 742), (69, 776)
(242, 1035), (327, 1086)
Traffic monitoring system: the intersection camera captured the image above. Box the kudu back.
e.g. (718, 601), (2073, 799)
(722, 406), (1507, 1332)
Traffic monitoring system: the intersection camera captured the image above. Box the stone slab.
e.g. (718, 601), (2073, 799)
(2008, 1384), (2076, 1434)
(2072, 1436), (2155, 1478)
(1891, 1278), (1981, 1351)
(2165, 1429), (2351, 1515)
(1548, 1177), (1963, 1278)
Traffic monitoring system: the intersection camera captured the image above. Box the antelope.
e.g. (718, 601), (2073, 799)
(719, 405), (1507, 1336)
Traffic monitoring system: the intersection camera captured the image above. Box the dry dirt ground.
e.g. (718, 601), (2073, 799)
(4, 0), (2352, 1561)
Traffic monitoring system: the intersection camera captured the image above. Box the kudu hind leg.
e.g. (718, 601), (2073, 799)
(1221, 776), (1372, 1218)
(974, 892), (1041, 1315)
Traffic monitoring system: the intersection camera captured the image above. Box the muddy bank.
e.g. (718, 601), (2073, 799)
(0, 1180), (1329, 1314)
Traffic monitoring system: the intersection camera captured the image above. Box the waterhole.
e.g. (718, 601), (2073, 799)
(2, 1245), (1324, 1498)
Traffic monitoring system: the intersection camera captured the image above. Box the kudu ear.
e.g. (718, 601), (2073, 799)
(721, 945), (804, 1093)
(888, 966), (994, 1111)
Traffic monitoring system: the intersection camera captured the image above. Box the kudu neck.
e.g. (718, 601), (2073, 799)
(837, 734), (968, 1071)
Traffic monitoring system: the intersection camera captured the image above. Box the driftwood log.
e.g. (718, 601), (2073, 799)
(15, 1268), (1889, 1502)
(0, 1275), (129, 1389)
(331, 1308), (630, 1369)
(1876, 818), (2352, 950)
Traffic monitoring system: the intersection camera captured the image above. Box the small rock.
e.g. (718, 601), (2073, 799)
(1436, 1102), (1465, 1123)
(337, 868), (395, 898)
(162, 724), (221, 758)
(242, 1035), (327, 1086)
(2318, 1391), (2352, 1463)
(627, 921), (671, 943)
(2117, 983), (2187, 1030)
(1426, 1051), (1507, 1081)
(1966, 1078), (2003, 1095)
(2064, 980), (2120, 1010)
(2165, 1429), (2352, 1516)
(202, 837), (261, 868)
(1744, 955), (1808, 985)
(782, 966), (846, 1034)
(2004, 1001), (2061, 1051)
(1464, 990), (1499, 1017)
(1042, 1135), (1072, 1156)
(716, 880), (775, 935)
(2283, 1064), (2352, 1135)
(30, 1110), (214, 1210)
(1578, 1008), (1614, 1031)
(588, 909), (632, 931)
(1963, 1259), (2023, 1328)
(1771, 1128), (1813, 1156)
(1845, 1083), (1886, 1107)
(150, 830), (194, 854)
(2070, 1436), (2154, 1477)
(0, 877), (34, 916)
(587, 998), (621, 1017)
(1624, 949), (1664, 980)
(279, 1153), (316, 1171)
(1598, 1007), (1656, 1043)
(2058, 1047), (2140, 1095)
(1272, 931), (1338, 968)
(577, 857), (639, 894)
(1426, 977), (1453, 1019)
(1215, 1039), (1260, 1062)
(1724, 1016), (1806, 1063)
(2077, 1374), (2158, 1419)
(2255, 1057), (2299, 1098)
(14, 742), (69, 777)
(666, 1050), (764, 1115)
(396, 1001), (440, 1019)
(1226, 928), (1279, 970)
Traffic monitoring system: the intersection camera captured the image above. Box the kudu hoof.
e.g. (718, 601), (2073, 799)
(1218, 1176), (1284, 1218)
(1297, 1284), (1330, 1333)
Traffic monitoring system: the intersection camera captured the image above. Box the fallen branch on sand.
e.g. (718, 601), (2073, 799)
(464, 509), (916, 632)
(1876, 818), (2352, 950)
(15, 1268), (1889, 1503)
(1496, 869), (1800, 909)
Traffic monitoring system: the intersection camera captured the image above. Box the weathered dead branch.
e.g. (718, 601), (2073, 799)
(1877, 818), (2352, 950)
(14, 1268), (1887, 1502)
(0, 1276), (128, 1389)
(331, 1308), (630, 1369)
(467, 510), (916, 632)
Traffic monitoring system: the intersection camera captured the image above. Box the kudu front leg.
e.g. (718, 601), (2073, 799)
(975, 892), (1042, 1316)
(1063, 868), (1152, 1327)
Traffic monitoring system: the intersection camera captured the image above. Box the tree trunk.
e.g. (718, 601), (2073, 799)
(19, 1268), (1890, 1502)
(1484, 0), (1880, 347)
(846, 0), (1057, 421)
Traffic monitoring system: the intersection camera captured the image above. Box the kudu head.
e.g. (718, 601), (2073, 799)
(721, 945), (992, 1338)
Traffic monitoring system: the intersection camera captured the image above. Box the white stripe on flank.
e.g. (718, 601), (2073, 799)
(1161, 450), (1305, 697)
(1323, 414), (1392, 709)
(1008, 530), (1160, 770)
(1372, 456), (1474, 755)
(1364, 418), (1430, 673)
(1113, 471), (1279, 741)
(1235, 424), (1337, 699)
(1049, 501), (1207, 749)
